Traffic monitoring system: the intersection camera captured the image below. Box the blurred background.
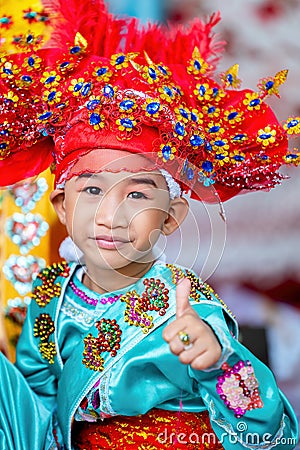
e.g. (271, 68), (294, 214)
(0, 0), (299, 438)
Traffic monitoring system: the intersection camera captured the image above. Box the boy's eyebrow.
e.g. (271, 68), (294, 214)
(76, 173), (158, 188)
(128, 177), (158, 188)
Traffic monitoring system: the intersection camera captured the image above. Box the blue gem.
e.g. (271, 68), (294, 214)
(44, 75), (56, 85)
(265, 80), (274, 90)
(158, 65), (168, 75)
(205, 142), (213, 151)
(47, 92), (56, 102)
(285, 154), (298, 160)
(55, 103), (66, 109)
(214, 140), (225, 147)
(115, 55), (126, 65)
(26, 35), (34, 44)
(187, 168), (194, 180)
(96, 68), (108, 76)
(28, 57), (35, 67)
(233, 134), (246, 141)
(162, 145), (172, 160)
(21, 75), (32, 83)
(249, 98), (261, 107)
(120, 118), (133, 129)
(198, 85), (206, 96)
(60, 61), (70, 70)
(89, 113), (102, 126)
(0, 130), (9, 135)
(164, 86), (173, 97)
(179, 108), (189, 120)
(228, 111), (238, 120)
(87, 99), (101, 110)
(212, 87), (219, 97)
(260, 154), (269, 160)
(202, 161), (213, 172)
(73, 82), (83, 92)
(260, 133), (272, 140)
(81, 82), (92, 96)
(3, 68), (13, 75)
(38, 111), (52, 121)
(207, 106), (216, 114)
(190, 135), (204, 146)
(175, 122), (185, 136)
(148, 68), (157, 80)
(233, 154), (245, 162)
(146, 102), (160, 114)
(287, 119), (299, 128)
(209, 125), (220, 133)
(194, 60), (201, 70)
(227, 74), (233, 85)
(0, 142), (8, 149)
(70, 46), (81, 54)
(190, 112), (198, 122)
(120, 100), (134, 111)
(216, 154), (225, 160)
(103, 85), (114, 98)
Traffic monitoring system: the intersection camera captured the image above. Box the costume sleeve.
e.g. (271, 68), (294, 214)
(188, 299), (299, 450)
(14, 280), (58, 413)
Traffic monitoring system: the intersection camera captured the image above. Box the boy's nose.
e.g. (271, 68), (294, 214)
(94, 194), (128, 228)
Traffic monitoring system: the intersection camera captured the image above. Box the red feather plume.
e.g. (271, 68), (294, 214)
(42, 0), (224, 68)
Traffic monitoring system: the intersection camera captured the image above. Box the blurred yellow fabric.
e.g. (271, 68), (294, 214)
(0, 1), (66, 360)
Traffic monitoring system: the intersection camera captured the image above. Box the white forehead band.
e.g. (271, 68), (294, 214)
(159, 169), (182, 199)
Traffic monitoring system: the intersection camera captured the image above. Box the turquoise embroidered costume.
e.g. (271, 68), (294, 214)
(0, 261), (298, 449)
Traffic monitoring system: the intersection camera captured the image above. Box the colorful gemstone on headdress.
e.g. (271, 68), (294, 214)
(102, 84), (116, 98)
(158, 143), (176, 162)
(0, 15), (13, 29)
(283, 117), (300, 135)
(187, 47), (210, 76)
(257, 126), (276, 146)
(283, 151), (300, 164)
(93, 66), (112, 81)
(243, 92), (262, 111)
(258, 69), (288, 98)
(189, 134), (205, 147)
(174, 122), (186, 140)
(221, 64), (241, 89)
(89, 112), (105, 130)
(230, 150), (246, 163)
(116, 115), (136, 132)
(143, 99), (161, 117)
(215, 150), (230, 166)
(119, 99), (136, 112)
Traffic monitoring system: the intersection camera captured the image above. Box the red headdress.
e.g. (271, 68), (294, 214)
(0, 0), (299, 202)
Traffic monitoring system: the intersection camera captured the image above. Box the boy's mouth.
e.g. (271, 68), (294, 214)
(94, 235), (131, 250)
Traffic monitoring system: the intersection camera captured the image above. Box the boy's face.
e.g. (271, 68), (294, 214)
(51, 150), (188, 274)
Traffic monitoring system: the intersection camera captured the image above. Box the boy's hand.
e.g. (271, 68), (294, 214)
(163, 278), (222, 371)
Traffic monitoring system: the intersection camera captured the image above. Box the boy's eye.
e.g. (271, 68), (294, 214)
(84, 186), (102, 195)
(128, 191), (147, 199)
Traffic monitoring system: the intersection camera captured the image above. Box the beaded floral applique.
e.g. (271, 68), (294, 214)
(33, 313), (56, 364)
(216, 361), (263, 418)
(166, 264), (185, 284)
(121, 290), (154, 334)
(167, 265), (235, 317)
(82, 318), (122, 372)
(31, 261), (70, 307)
(141, 278), (169, 316)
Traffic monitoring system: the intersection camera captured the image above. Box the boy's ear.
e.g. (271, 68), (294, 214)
(162, 197), (189, 236)
(50, 189), (66, 225)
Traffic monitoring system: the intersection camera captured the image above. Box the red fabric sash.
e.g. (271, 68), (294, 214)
(72, 409), (223, 449)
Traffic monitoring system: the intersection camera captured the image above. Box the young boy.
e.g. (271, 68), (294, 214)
(0, 0), (299, 448)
